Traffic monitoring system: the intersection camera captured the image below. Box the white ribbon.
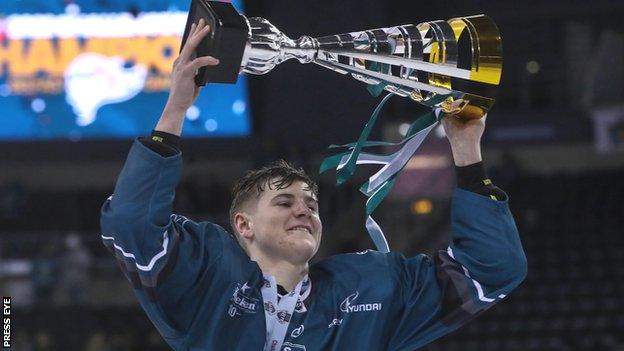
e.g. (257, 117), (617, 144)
(336, 109), (443, 253)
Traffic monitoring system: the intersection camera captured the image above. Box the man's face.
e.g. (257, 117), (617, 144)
(247, 180), (322, 264)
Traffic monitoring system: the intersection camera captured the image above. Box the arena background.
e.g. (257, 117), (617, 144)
(1, 0), (624, 350)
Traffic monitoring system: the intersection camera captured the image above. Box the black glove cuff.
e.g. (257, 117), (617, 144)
(139, 130), (181, 157)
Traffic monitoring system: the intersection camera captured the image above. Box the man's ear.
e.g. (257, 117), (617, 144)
(234, 212), (253, 240)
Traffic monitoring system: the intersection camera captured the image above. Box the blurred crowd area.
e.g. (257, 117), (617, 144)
(1, 159), (624, 350)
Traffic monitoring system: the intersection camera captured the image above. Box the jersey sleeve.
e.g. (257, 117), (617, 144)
(388, 188), (527, 350)
(99, 139), (226, 341)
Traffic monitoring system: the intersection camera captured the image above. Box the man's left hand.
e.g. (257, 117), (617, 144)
(441, 113), (485, 167)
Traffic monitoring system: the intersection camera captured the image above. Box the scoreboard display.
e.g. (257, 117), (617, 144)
(0, 0), (251, 140)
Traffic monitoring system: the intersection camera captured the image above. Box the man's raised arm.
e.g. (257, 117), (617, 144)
(388, 114), (527, 350)
(99, 19), (223, 341)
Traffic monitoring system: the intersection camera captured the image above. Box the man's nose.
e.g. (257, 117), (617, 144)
(292, 201), (311, 217)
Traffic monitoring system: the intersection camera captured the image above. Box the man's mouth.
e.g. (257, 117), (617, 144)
(287, 225), (312, 235)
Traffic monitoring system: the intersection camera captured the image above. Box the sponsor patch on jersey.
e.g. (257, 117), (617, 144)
(339, 291), (382, 313)
(328, 318), (343, 328)
(290, 324), (304, 338)
(229, 282), (259, 316)
(282, 342), (306, 351)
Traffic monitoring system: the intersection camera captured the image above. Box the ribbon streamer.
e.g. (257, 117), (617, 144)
(321, 89), (450, 253)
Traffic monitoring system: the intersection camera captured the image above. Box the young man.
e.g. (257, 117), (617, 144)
(101, 19), (527, 350)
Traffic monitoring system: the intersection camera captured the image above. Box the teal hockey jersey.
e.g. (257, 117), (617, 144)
(100, 140), (527, 350)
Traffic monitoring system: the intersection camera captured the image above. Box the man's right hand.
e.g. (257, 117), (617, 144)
(156, 18), (220, 136)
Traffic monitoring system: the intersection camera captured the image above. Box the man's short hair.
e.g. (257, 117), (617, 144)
(229, 160), (319, 247)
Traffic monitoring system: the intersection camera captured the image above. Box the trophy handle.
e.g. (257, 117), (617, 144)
(240, 17), (317, 75)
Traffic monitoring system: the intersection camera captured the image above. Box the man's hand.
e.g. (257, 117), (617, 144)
(156, 18), (220, 136)
(441, 113), (485, 167)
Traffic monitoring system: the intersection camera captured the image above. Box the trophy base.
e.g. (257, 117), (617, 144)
(181, 0), (248, 85)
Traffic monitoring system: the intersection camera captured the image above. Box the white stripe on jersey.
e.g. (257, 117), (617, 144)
(101, 230), (169, 272)
(447, 247), (499, 303)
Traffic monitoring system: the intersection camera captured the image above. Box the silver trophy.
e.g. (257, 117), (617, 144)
(182, 0), (503, 120)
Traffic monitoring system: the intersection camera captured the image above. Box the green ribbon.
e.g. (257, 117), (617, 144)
(366, 61), (391, 97)
(334, 93), (393, 185)
(364, 176), (396, 216)
(320, 63), (455, 252)
(320, 111), (437, 176)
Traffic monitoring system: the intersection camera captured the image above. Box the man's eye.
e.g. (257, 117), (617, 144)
(308, 206), (318, 212)
(277, 202), (291, 207)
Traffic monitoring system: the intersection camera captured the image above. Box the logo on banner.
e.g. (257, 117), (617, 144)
(65, 53), (147, 126)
